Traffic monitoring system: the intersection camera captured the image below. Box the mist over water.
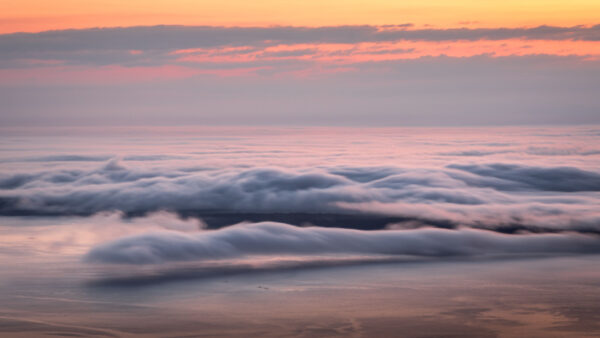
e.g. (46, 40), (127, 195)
(1, 126), (600, 337)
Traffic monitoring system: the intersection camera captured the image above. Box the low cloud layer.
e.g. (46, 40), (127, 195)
(2, 158), (599, 234)
(85, 221), (600, 265)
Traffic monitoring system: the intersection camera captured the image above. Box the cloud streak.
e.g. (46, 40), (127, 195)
(84, 221), (600, 265)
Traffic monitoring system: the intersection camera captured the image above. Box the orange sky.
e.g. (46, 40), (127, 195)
(1, 0), (599, 34)
(1, 0), (598, 85)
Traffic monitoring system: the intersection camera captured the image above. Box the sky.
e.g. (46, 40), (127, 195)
(0, 1), (599, 126)
(3, 0), (600, 32)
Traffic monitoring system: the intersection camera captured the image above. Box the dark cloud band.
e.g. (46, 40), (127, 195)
(3, 25), (599, 52)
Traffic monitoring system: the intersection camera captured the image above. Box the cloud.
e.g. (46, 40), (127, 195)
(84, 221), (600, 265)
(439, 150), (512, 157)
(1, 160), (599, 233)
(0, 25), (598, 67)
(3, 24), (599, 53)
(20, 155), (112, 162)
(0, 211), (204, 257)
(260, 48), (320, 58)
(439, 148), (600, 157)
(447, 163), (600, 192)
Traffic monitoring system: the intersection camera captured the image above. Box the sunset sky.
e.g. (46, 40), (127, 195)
(1, 1), (599, 126)
(3, 0), (600, 32)
(2, 3), (600, 337)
